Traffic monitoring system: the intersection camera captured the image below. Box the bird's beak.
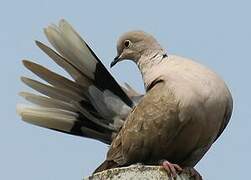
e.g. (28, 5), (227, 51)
(110, 55), (121, 68)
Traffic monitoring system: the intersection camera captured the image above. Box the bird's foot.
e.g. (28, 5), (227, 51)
(160, 160), (182, 178)
(182, 167), (203, 180)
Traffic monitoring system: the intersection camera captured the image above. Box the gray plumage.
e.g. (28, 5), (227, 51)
(17, 20), (232, 176)
(95, 31), (233, 173)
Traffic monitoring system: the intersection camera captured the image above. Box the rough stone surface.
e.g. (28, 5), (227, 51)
(84, 165), (194, 180)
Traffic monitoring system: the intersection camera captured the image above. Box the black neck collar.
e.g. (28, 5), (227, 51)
(162, 53), (168, 59)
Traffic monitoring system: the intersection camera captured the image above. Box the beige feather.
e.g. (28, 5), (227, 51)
(17, 104), (77, 132)
(44, 24), (94, 79)
(22, 60), (85, 95)
(21, 77), (84, 103)
(35, 41), (92, 87)
(19, 92), (77, 112)
(58, 19), (97, 73)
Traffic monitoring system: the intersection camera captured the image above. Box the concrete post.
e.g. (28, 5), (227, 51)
(84, 165), (194, 180)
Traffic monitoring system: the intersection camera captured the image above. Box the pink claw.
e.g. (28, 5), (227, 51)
(161, 160), (183, 178)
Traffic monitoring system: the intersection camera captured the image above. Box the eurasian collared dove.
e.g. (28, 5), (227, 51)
(17, 20), (233, 179)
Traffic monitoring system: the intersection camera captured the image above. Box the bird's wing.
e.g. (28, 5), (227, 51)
(17, 19), (134, 144)
(95, 80), (200, 172)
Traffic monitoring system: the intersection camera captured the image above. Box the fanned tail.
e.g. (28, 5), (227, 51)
(18, 19), (141, 144)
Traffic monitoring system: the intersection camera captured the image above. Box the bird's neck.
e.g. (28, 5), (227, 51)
(137, 50), (167, 89)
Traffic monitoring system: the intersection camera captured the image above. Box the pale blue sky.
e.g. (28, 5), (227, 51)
(0, 0), (250, 179)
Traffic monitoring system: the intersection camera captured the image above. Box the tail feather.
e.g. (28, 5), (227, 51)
(58, 20), (97, 73)
(21, 77), (84, 102)
(88, 86), (116, 120)
(17, 104), (78, 132)
(19, 92), (77, 112)
(17, 104), (112, 144)
(103, 90), (132, 119)
(72, 102), (115, 131)
(18, 19), (138, 144)
(35, 40), (91, 87)
(88, 86), (131, 120)
(44, 23), (95, 79)
(22, 60), (85, 95)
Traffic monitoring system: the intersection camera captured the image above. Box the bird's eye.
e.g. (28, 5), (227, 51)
(124, 40), (131, 48)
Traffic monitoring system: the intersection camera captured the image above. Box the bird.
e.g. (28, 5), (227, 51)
(17, 19), (233, 179)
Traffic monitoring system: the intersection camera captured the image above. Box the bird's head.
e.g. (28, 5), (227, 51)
(110, 31), (164, 68)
